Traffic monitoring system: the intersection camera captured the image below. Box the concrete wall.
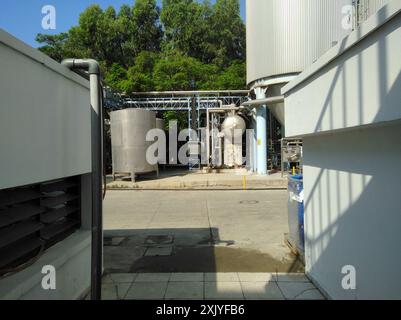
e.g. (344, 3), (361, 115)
(303, 124), (401, 299)
(283, 1), (401, 299)
(0, 29), (92, 299)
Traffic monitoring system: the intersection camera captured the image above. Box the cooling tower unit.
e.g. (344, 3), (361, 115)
(110, 109), (157, 181)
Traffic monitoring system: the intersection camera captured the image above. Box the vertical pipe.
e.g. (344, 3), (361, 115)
(252, 112), (258, 172)
(255, 88), (267, 175)
(206, 109), (210, 167)
(89, 74), (103, 301)
(256, 106), (267, 175)
(191, 95), (197, 130)
(61, 59), (103, 301)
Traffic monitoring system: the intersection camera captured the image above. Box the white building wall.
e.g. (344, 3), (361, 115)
(283, 1), (401, 299)
(303, 124), (401, 299)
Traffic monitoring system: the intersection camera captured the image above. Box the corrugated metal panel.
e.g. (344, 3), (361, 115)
(357, 0), (391, 23)
(246, 0), (353, 85)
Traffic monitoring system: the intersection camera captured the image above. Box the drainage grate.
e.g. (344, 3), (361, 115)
(239, 200), (259, 205)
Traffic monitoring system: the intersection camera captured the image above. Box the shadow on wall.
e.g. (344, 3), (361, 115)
(303, 124), (401, 299)
(311, 11), (401, 132)
(302, 7), (401, 299)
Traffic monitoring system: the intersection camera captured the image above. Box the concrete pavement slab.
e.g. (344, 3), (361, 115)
(125, 282), (168, 300)
(241, 281), (285, 300)
(204, 282), (244, 300)
(135, 273), (171, 282)
(170, 273), (204, 282)
(165, 282), (204, 300)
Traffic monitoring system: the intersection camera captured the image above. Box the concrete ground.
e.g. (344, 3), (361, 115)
(101, 189), (321, 299)
(106, 170), (287, 190)
(101, 272), (325, 300)
(103, 189), (302, 271)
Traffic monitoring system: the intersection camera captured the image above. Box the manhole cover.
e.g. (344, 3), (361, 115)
(239, 200), (259, 204)
(144, 235), (174, 245)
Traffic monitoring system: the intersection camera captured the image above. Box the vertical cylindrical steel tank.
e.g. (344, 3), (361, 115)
(110, 109), (157, 180)
(246, 0), (354, 86)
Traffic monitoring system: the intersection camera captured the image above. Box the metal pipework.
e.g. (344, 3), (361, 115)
(61, 58), (103, 301)
(130, 90), (250, 96)
(206, 103), (239, 167)
(253, 88), (268, 175)
(205, 100), (224, 166)
(241, 95), (284, 108)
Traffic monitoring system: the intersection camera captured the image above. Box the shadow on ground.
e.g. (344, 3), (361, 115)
(104, 228), (304, 274)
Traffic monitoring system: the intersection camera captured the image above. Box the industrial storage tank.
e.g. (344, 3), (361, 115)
(110, 109), (157, 181)
(246, 0), (353, 86)
(221, 114), (246, 138)
(221, 114), (246, 167)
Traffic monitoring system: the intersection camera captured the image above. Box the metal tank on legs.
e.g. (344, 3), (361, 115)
(110, 109), (157, 182)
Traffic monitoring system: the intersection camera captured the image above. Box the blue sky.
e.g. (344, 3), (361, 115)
(0, 0), (246, 48)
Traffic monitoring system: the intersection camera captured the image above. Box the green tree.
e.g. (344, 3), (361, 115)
(132, 0), (163, 55)
(153, 51), (218, 91)
(211, 0), (246, 67)
(161, 0), (214, 63)
(36, 33), (69, 62)
(71, 5), (105, 61)
(118, 0), (163, 66)
(124, 51), (159, 93)
(35, 1), (246, 92)
(104, 63), (128, 92)
(215, 61), (246, 89)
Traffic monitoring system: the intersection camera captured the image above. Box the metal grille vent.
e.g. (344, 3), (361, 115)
(0, 176), (81, 275)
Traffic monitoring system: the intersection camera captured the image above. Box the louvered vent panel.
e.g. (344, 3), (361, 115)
(0, 176), (81, 275)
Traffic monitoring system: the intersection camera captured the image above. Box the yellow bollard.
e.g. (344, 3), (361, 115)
(243, 175), (247, 190)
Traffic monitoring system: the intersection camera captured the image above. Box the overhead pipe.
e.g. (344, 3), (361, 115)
(61, 58), (103, 301)
(241, 95), (284, 108)
(130, 90), (250, 96)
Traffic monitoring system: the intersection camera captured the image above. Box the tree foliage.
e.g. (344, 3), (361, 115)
(36, 0), (246, 92)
